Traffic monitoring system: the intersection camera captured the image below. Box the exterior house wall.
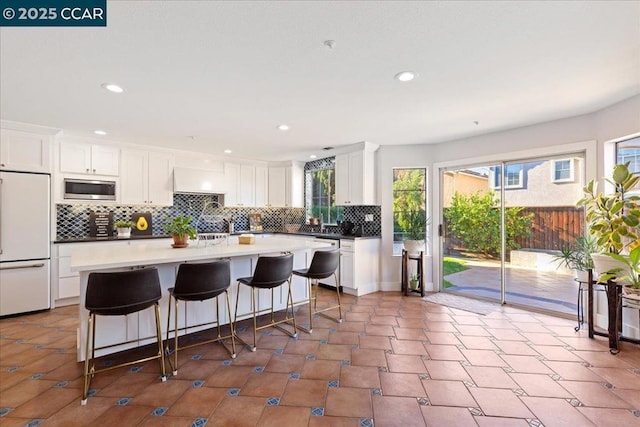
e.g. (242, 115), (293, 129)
(442, 171), (488, 208)
(491, 158), (584, 207)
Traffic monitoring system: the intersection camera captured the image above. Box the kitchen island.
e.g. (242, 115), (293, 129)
(70, 236), (332, 361)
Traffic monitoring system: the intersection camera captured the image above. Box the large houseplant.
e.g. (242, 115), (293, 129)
(164, 215), (197, 248)
(577, 162), (640, 284)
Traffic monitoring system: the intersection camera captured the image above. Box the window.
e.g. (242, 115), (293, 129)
(617, 136), (640, 175)
(491, 164), (523, 189)
(392, 168), (427, 255)
(304, 158), (342, 224)
(616, 136), (640, 195)
(552, 158), (574, 182)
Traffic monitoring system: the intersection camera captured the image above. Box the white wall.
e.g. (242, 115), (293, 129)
(376, 94), (640, 293)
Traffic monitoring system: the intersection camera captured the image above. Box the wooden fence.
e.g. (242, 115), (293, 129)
(444, 206), (585, 252)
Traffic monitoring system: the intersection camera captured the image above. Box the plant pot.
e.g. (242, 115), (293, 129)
(403, 240), (425, 255)
(171, 234), (190, 248)
(409, 279), (419, 290)
(591, 253), (629, 283)
(117, 227), (131, 238)
(622, 285), (640, 309)
(574, 269), (590, 283)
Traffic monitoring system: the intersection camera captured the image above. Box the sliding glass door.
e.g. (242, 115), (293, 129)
(440, 153), (585, 315)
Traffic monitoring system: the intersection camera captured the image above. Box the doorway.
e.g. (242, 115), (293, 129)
(440, 153), (585, 315)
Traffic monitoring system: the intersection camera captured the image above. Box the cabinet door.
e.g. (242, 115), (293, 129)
(224, 163), (240, 206)
(334, 154), (350, 205)
(148, 153), (174, 206)
(91, 145), (120, 175)
(340, 250), (354, 289)
(120, 149), (148, 204)
(0, 129), (51, 173)
(268, 167), (286, 206)
(60, 141), (92, 174)
(348, 151), (364, 205)
(240, 165), (255, 207)
(255, 166), (268, 207)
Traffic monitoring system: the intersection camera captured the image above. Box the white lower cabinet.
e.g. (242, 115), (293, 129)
(54, 239), (173, 307)
(340, 238), (380, 296)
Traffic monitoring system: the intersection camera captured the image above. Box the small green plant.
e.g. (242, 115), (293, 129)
(163, 215), (197, 239)
(553, 236), (597, 272)
(114, 220), (135, 229)
(400, 210), (430, 240)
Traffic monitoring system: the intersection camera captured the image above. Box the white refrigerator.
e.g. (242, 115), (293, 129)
(0, 171), (51, 316)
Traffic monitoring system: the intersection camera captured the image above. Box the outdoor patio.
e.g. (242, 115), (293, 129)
(443, 257), (579, 316)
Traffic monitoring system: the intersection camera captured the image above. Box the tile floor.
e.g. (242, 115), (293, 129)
(1, 290), (640, 426)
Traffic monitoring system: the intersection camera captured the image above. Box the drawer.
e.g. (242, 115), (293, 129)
(58, 256), (78, 278)
(340, 240), (354, 250)
(58, 276), (80, 299)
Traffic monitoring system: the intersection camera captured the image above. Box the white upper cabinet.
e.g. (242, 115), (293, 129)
(267, 166), (286, 207)
(120, 149), (174, 206)
(225, 163), (267, 207)
(267, 162), (303, 207)
(335, 143), (378, 205)
(254, 166), (268, 207)
(60, 141), (119, 176)
(0, 128), (52, 173)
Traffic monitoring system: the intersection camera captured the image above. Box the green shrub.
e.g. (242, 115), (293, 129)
(444, 191), (534, 257)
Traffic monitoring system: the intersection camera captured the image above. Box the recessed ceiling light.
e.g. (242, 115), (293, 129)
(94, 130), (107, 136)
(224, 149), (232, 154)
(277, 124), (290, 131)
(309, 154), (317, 159)
(101, 83), (124, 93)
(394, 71), (416, 82)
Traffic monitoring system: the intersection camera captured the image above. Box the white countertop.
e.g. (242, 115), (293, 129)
(70, 237), (332, 272)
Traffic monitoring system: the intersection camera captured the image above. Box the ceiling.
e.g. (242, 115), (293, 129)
(1, 1), (639, 162)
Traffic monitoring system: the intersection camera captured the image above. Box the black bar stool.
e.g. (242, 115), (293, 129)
(82, 268), (166, 405)
(234, 253), (297, 351)
(292, 248), (342, 333)
(165, 260), (237, 376)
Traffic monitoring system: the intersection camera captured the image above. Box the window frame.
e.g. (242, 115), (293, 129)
(491, 164), (524, 189)
(551, 158), (574, 183)
(392, 167), (428, 256)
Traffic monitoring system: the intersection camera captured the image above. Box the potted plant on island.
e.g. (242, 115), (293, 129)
(577, 162), (640, 291)
(553, 235), (597, 283)
(114, 220), (136, 238)
(164, 215), (197, 248)
(399, 210), (430, 255)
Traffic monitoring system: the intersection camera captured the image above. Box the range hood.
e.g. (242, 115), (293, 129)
(173, 167), (227, 194)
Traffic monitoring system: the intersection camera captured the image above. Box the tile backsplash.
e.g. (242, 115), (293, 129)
(56, 194), (381, 239)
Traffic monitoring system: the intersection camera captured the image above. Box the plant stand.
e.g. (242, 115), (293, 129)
(587, 269), (640, 354)
(401, 249), (424, 297)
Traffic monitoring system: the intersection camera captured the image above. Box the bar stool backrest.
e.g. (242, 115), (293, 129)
(249, 253), (294, 289)
(306, 249), (340, 279)
(86, 268), (161, 316)
(173, 260), (231, 301)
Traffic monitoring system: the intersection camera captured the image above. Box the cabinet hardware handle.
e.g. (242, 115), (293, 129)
(86, 168), (89, 173)
(0, 262), (45, 271)
(0, 163), (5, 167)
(92, 169), (96, 173)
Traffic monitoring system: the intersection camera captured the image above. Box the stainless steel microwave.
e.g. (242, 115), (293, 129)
(63, 178), (116, 201)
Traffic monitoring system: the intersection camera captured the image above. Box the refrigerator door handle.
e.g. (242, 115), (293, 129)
(0, 262), (46, 271)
